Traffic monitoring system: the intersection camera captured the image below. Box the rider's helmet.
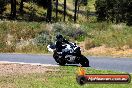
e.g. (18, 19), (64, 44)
(56, 34), (64, 42)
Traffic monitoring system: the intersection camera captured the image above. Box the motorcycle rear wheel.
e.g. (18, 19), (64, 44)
(58, 58), (66, 66)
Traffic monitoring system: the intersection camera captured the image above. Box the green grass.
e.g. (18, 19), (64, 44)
(0, 66), (131, 88)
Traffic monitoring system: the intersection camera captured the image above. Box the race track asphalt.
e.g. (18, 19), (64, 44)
(0, 53), (132, 73)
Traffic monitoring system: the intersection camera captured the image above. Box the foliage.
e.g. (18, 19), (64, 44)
(95, 0), (132, 25)
(95, 0), (107, 21)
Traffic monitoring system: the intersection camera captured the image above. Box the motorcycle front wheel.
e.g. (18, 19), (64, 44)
(79, 55), (89, 67)
(53, 52), (66, 66)
(53, 51), (60, 63)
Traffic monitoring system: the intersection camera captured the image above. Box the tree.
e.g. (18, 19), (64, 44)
(74, 0), (78, 22)
(56, 0), (58, 21)
(19, 0), (24, 13)
(0, 0), (6, 14)
(11, 0), (16, 19)
(46, 0), (52, 22)
(127, 0), (132, 26)
(95, 0), (107, 21)
(95, 0), (132, 25)
(36, 0), (48, 8)
(64, 0), (66, 21)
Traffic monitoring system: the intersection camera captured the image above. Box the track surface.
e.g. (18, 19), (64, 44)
(0, 53), (132, 73)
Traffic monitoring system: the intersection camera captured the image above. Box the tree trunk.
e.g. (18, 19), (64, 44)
(56, 0), (58, 21)
(46, 0), (52, 22)
(74, 0), (78, 22)
(64, 0), (66, 21)
(11, 0), (13, 15)
(19, 0), (24, 13)
(77, 5), (80, 19)
(11, 0), (16, 19)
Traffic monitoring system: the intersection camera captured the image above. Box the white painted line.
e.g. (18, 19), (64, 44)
(0, 61), (59, 67)
(0, 53), (53, 55)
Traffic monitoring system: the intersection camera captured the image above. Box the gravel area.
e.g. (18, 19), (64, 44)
(0, 62), (58, 76)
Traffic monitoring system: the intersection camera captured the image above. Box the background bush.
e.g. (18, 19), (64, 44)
(53, 23), (87, 41)
(34, 32), (52, 46)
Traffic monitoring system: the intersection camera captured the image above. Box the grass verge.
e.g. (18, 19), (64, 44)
(0, 66), (131, 88)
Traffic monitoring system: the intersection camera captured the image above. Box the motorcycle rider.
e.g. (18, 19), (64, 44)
(55, 34), (70, 54)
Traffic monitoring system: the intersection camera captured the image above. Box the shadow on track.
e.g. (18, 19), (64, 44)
(57, 64), (91, 67)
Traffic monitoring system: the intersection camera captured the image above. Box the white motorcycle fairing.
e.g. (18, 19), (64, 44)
(47, 42), (89, 67)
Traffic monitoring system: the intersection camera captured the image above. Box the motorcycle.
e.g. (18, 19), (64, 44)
(47, 42), (89, 67)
